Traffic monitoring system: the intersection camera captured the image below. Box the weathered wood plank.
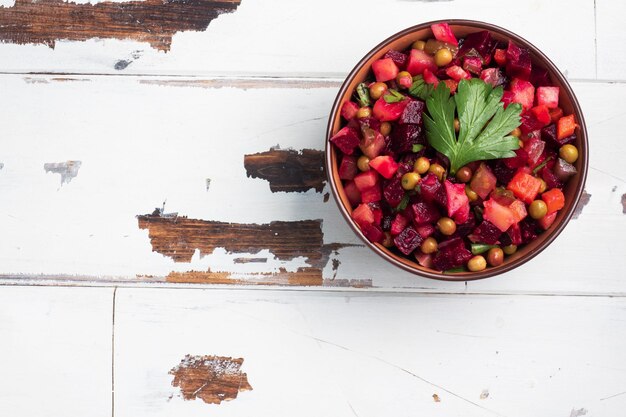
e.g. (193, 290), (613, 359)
(114, 288), (626, 417)
(0, 286), (113, 417)
(0, 0), (596, 79)
(0, 74), (623, 295)
(596, 1), (626, 80)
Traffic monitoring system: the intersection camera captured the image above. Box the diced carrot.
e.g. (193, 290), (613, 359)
(507, 171), (542, 204)
(538, 211), (557, 230)
(557, 114), (577, 140)
(549, 107), (563, 123)
(493, 48), (507, 66)
(443, 79), (458, 93)
(541, 188), (565, 214)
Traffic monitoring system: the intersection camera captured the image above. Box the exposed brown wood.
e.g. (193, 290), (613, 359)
(167, 267), (323, 286)
(137, 213), (324, 264)
(170, 355), (252, 405)
(572, 190), (591, 219)
(244, 148), (325, 193)
(0, 0), (241, 51)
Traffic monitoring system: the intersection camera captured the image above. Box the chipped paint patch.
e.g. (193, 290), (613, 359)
(433, 393), (441, 402)
(0, 0), (241, 51)
(44, 161), (81, 185)
(622, 194), (626, 214)
(170, 355), (252, 405)
(572, 190), (591, 219)
(0, 163), (3, 170)
(480, 389), (489, 399)
(114, 60), (132, 70)
(205, 178), (212, 191)
(322, 278), (372, 288)
(570, 408), (587, 417)
(168, 267), (323, 286)
(244, 147), (325, 193)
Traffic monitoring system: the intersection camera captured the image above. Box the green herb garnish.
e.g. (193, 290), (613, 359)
(424, 79), (522, 175)
(532, 156), (553, 175)
(408, 75), (434, 101)
(383, 89), (406, 103)
(355, 82), (371, 107)
(395, 193), (410, 211)
(444, 267), (466, 274)
(471, 243), (498, 255)
(412, 144), (424, 153)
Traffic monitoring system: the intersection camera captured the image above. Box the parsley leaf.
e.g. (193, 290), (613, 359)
(412, 144), (424, 153)
(408, 75), (434, 101)
(395, 193), (410, 211)
(424, 79), (522, 174)
(355, 83), (371, 107)
(383, 89), (406, 103)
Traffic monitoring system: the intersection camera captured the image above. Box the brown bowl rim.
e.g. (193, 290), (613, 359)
(325, 19), (589, 281)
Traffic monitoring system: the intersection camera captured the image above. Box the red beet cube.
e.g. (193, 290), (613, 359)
(431, 23), (458, 46)
(372, 58), (399, 82)
(393, 226), (424, 256)
(399, 100), (425, 125)
(536, 86), (559, 109)
(384, 49), (408, 70)
(444, 180), (470, 224)
(338, 155), (358, 180)
(369, 155), (399, 179)
(432, 237), (472, 271)
(390, 213), (410, 236)
(373, 97), (409, 122)
(411, 200), (441, 224)
(406, 49), (437, 76)
(330, 126), (360, 155)
(468, 221), (502, 244)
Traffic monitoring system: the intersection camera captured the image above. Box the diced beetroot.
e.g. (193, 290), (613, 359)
(432, 237), (472, 271)
(372, 58), (399, 82)
(523, 137), (546, 166)
(359, 127), (386, 159)
(354, 170), (379, 191)
(519, 112), (545, 134)
(458, 30), (495, 60)
(383, 178), (405, 207)
(483, 198), (517, 232)
(504, 148), (529, 169)
(453, 212), (477, 238)
(519, 218), (539, 244)
(351, 203), (375, 228)
(540, 166), (563, 190)
(444, 180), (470, 224)
(330, 126), (360, 155)
(370, 203), (383, 224)
(446, 65), (471, 81)
(541, 124), (576, 148)
(381, 215), (393, 232)
(491, 160), (517, 185)
(415, 252), (433, 268)
(390, 123), (424, 154)
(530, 66), (551, 87)
(509, 78), (535, 111)
(383, 49), (408, 70)
(509, 199), (528, 223)
(411, 200), (441, 224)
(372, 97), (409, 122)
(390, 213), (410, 236)
(506, 223), (523, 245)
(480, 68), (505, 87)
(343, 181), (361, 207)
(538, 211), (557, 230)
(501, 90), (516, 108)
(468, 220), (502, 244)
(399, 100), (425, 125)
(463, 56), (483, 75)
(470, 163), (497, 200)
(431, 23), (458, 46)
(443, 79), (458, 94)
(494, 48), (507, 66)
(536, 86), (559, 109)
(369, 155), (399, 179)
(542, 188), (565, 214)
(339, 155), (358, 180)
(505, 41), (532, 80)
(341, 101), (359, 120)
(423, 68), (439, 85)
(361, 223), (385, 244)
(406, 49), (438, 76)
(416, 223), (436, 239)
(360, 186), (382, 203)
(358, 116), (382, 133)
(530, 105), (551, 127)
(393, 226), (424, 256)
(420, 173), (447, 207)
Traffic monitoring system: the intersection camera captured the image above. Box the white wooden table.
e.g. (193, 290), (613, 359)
(1, 1), (625, 416)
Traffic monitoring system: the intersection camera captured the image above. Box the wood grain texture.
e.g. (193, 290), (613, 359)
(0, 0), (240, 51)
(0, 286), (113, 417)
(0, 0), (597, 78)
(244, 148), (325, 193)
(113, 288), (626, 417)
(170, 355), (252, 404)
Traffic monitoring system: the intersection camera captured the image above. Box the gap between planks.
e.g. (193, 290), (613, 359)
(2, 279), (626, 299)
